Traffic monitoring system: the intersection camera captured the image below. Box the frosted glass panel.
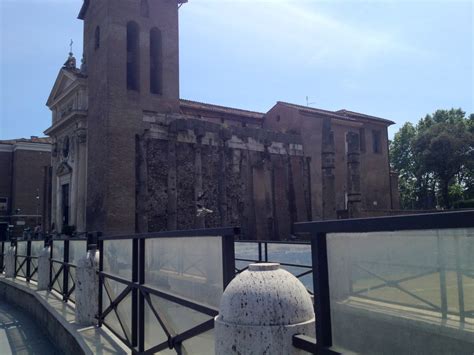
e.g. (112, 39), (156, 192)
(52, 262), (63, 293)
(17, 242), (27, 255)
(327, 228), (474, 355)
(103, 278), (132, 342)
(103, 240), (133, 280)
(235, 242), (260, 261)
(53, 241), (64, 260)
(267, 243), (312, 266)
(31, 241), (43, 257)
(182, 329), (215, 354)
(144, 301), (168, 350)
(69, 240), (86, 265)
(144, 237), (223, 308)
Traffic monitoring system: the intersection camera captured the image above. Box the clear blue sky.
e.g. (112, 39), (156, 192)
(1, 0), (472, 140)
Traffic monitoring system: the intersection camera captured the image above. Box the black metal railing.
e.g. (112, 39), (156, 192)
(97, 227), (238, 354)
(292, 210), (474, 354)
(14, 238), (46, 282)
(49, 234), (89, 302)
(0, 239), (5, 273)
(235, 240), (313, 293)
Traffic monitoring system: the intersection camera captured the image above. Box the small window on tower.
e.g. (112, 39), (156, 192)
(140, 0), (150, 18)
(127, 22), (140, 91)
(150, 27), (163, 95)
(372, 130), (382, 154)
(95, 26), (100, 50)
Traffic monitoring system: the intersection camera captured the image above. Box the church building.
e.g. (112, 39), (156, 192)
(44, 0), (398, 239)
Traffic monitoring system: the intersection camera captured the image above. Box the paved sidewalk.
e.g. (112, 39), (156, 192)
(0, 298), (60, 355)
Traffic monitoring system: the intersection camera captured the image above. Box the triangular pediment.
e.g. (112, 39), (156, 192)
(46, 69), (83, 108)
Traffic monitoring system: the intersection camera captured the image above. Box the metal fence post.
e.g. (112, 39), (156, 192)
(1, 241), (4, 273)
(311, 232), (333, 350)
(48, 238), (53, 290)
(26, 239), (32, 282)
(138, 237), (145, 353)
(222, 229), (237, 289)
(97, 233), (104, 326)
(63, 238), (70, 301)
(13, 238), (18, 277)
(132, 238), (139, 348)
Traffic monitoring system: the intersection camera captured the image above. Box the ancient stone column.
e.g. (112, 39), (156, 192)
(215, 263), (315, 354)
(5, 245), (16, 278)
(346, 132), (362, 218)
(322, 118), (336, 219)
(37, 246), (51, 290)
(75, 248), (99, 325)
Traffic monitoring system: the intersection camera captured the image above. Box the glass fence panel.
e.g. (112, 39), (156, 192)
(103, 240), (133, 281)
(53, 241), (64, 261)
(69, 240), (86, 265)
(327, 228), (474, 355)
(69, 267), (77, 302)
(235, 242), (260, 261)
(31, 241), (43, 258)
(17, 241), (27, 256)
(266, 243), (312, 266)
(144, 237), (223, 309)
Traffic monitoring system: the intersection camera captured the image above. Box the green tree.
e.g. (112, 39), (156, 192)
(390, 108), (474, 209)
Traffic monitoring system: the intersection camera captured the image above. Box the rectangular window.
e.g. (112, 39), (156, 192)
(359, 128), (366, 152)
(0, 197), (7, 212)
(372, 130), (381, 154)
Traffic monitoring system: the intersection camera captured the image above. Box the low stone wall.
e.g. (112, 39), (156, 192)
(0, 278), (85, 355)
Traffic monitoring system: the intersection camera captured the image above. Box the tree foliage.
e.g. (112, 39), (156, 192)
(390, 109), (474, 209)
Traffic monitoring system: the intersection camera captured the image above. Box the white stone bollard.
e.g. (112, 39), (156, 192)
(37, 247), (50, 291)
(215, 263), (315, 355)
(5, 246), (16, 278)
(75, 248), (99, 326)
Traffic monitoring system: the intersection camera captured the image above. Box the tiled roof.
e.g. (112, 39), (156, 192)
(277, 102), (394, 125)
(336, 109), (395, 125)
(277, 102), (356, 121)
(0, 137), (52, 145)
(180, 99), (265, 120)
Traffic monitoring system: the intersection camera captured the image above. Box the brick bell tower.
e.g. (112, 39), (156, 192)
(78, 0), (181, 234)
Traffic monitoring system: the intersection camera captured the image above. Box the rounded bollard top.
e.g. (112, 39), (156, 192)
(218, 263), (314, 326)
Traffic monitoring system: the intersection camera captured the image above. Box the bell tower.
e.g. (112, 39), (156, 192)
(78, 0), (181, 233)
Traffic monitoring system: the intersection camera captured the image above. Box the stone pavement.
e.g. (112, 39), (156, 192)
(0, 298), (60, 354)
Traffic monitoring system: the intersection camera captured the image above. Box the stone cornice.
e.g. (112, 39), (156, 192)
(44, 111), (87, 136)
(13, 142), (52, 153)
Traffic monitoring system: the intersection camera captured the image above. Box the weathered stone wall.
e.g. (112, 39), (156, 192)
(143, 118), (311, 240)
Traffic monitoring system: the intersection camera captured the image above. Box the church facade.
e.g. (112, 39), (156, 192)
(45, 0), (398, 239)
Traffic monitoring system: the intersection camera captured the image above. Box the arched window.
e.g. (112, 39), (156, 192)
(150, 27), (162, 95)
(140, 0), (149, 17)
(127, 22), (140, 91)
(94, 26), (100, 49)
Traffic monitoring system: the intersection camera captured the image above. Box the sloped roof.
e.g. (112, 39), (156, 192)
(276, 102), (394, 125)
(276, 102), (356, 121)
(77, 0), (89, 20)
(180, 99), (265, 120)
(0, 137), (52, 145)
(336, 109), (395, 125)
